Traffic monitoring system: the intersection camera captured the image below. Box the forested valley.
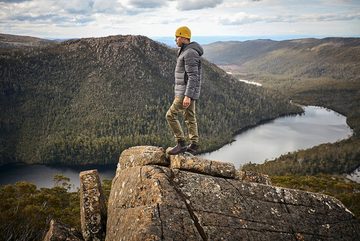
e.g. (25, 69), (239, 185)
(0, 34), (300, 166)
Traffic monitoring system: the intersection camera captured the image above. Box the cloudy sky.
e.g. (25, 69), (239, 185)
(0, 0), (359, 39)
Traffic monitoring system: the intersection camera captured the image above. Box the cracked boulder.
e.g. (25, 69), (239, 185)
(106, 146), (360, 240)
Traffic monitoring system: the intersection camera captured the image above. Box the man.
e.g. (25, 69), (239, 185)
(166, 26), (204, 155)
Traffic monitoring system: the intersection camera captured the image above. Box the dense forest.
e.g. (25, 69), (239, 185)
(0, 34), (301, 166)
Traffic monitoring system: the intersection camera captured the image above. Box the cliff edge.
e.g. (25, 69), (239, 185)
(104, 146), (359, 241)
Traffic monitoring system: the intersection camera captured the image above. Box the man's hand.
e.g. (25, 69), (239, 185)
(183, 96), (191, 108)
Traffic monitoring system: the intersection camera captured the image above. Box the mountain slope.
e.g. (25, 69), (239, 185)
(0, 34), (301, 165)
(203, 38), (360, 135)
(0, 33), (54, 48)
(204, 38), (360, 81)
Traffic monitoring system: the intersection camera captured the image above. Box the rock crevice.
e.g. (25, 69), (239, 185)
(166, 169), (208, 241)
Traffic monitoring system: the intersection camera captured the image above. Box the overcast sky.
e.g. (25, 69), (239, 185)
(0, 0), (359, 39)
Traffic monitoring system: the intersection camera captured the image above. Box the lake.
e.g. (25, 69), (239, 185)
(0, 106), (353, 190)
(201, 106), (352, 168)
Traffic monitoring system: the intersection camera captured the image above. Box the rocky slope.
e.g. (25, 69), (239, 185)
(0, 34), (300, 165)
(45, 146), (360, 241)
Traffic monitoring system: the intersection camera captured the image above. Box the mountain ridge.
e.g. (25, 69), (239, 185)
(204, 37), (360, 81)
(0, 33), (300, 165)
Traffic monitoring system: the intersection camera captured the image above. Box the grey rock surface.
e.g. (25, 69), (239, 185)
(236, 170), (272, 185)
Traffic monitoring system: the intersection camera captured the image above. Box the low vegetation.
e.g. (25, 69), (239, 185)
(271, 174), (360, 219)
(243, 138), (360, 176)
(0, 175), (112, 241)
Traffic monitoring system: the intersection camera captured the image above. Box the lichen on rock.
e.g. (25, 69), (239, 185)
(104, 146), (360, 240)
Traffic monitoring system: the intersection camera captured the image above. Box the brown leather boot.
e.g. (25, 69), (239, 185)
(187, 143), (199, 155)
(168, 140), (187, 155)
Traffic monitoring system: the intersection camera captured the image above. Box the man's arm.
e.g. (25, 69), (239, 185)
(184, 49), (200, 100)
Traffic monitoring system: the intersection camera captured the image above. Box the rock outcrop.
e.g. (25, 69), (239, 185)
(45, 146), (359, 240)
(106, 146), (360, 241)
(79, 170), (107, 241)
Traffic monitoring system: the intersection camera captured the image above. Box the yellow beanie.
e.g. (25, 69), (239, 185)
(175, 26), (191, 39)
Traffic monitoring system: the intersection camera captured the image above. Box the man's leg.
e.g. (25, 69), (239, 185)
(166, 96), (187, 154)
(184, 100), (199, 153)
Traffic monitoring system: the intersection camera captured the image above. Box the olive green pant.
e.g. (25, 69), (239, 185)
(166, 96), (199, 144)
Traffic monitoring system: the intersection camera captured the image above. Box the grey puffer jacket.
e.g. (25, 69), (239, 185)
(174, 42), (204, 100)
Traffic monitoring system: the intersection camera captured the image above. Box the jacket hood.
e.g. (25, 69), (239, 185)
(185, 42), (204, 56)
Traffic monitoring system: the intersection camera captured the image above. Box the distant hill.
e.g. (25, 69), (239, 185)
(0, 34), (300, 165)
(204, 38), (360, 82)
(0, 33), (54, 48)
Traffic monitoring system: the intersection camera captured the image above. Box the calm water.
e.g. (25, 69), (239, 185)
(0, 163), (116, 191)
(201, 106), (352, 168)
(0, 106), (352, 190)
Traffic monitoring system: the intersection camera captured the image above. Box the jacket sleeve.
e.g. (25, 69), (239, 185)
(184, 49), (200, 99)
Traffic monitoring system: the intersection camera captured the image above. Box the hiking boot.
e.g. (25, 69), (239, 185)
(168, 140), (187, 155)
(187, 143), (199, 155)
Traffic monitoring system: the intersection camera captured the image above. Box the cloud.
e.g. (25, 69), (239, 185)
(314, 13), (360, 22)
(10, 13), (94, 25)
(93, 0), (121, 13)
(0, 0), (122, 27)
(127, 0), (167, 9)
(61, 0), (94, 14)
(0, 0), (31, 3)
(177, 0), (223, 11)
(219, 12), (360, 25)
(219, 12), (264, 25)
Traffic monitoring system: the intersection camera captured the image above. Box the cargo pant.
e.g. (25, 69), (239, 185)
(166, 96), (199, 144)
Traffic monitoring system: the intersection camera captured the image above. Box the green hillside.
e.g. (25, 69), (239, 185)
(204, 38), (360, 180)
(204, 38), (360, 138)
(0, 34), (300, 165)
(204, 38), (360, 82)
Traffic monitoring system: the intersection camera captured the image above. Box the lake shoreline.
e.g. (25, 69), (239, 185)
(197, 106), (305, 155)
(201, 105), (354, 169)
(202, 102), (355, 158)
